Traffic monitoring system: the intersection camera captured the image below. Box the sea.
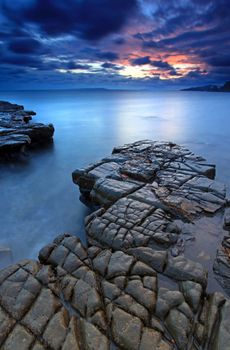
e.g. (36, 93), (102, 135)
(0, 90), (230, 292)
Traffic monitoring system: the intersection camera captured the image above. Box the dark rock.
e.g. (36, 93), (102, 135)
(180, 281), (203, 312)
(106, 251), (134, 278)
(224, 208), (230, 227)
(211, 300), (230, 350)
(128, 247), (167, 272)
(1, 140), (230, 349)
(214, 240), (230, 296)
(155, 287), (184, 319)
(0, 101), (54, 157)
(165, 256), (207, 286)
(165, 308), (191, 350)
(111, 307), (142, 350)
(0, 233), (229, 350)
(139, 327), (172, 350)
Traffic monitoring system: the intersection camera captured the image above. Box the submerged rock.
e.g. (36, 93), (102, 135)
(0, 101), (54, 157)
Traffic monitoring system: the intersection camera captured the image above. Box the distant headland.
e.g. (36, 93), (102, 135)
(181, 81), (230, 92)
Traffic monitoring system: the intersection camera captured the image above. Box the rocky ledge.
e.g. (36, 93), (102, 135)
(0, 101), (54, 156)
(0, 141), (230, 349)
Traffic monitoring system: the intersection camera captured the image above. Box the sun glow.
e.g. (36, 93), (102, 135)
(120, 65), (150, 78)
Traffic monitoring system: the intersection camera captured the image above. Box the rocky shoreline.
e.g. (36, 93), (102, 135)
(0, 140), (230, 349)
(0, 101), (54, 157)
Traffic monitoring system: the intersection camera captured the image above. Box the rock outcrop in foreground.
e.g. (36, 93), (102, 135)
(1, 141), (230, 349)
(0, 101), (54, 156)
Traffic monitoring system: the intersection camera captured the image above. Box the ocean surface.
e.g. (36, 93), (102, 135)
(0, 89), (230, 292)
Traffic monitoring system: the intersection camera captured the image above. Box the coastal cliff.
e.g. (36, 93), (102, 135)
(0, 141), (230, 349)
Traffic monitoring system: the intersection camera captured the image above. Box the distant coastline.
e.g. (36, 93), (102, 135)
(181, 81), (230, 92)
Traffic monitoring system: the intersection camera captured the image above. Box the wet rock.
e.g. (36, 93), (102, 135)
(165, 255), (207, 286)
(139, 327), (172, 350)
(125, 279), (156, 310)
(156, 287), (184, 319)
(0, 234), (229, 349)
(91, 178), (139, 205)
(1, 140), (230, 349)
(131, 261), (156, 276)
(128, 247), (167, 272)
(214, 240), (230, 296)
(113, 294), (149, 323)
(224, 208), (230, 227)
(180, 281), (203, 312)
(93, 249), (112, 276)
(2, 323), (34, 350)
(0, 101), (54, 157)
(211, 300), (230, 350)
(0, 101), (24, 112)
(79, 319), (109, 350)
(107, 251), (134, 278)
(202, 292), (226, 349)
(165, 308), (191, 350)
(111, 307), (142, 350)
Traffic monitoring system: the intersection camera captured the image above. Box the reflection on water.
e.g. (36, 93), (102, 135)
(0, 90), (230, 269)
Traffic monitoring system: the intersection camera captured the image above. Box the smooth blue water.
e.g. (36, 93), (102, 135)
(0, 90), (230, 269)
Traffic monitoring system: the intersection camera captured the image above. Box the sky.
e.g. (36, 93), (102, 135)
(0, 0), (229, 90)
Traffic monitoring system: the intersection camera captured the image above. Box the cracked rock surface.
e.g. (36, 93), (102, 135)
(0, 101), (54, 156)
(1, 140), (230, 349)
(73, 141), (229, 290)
(1, 233), (229, 349)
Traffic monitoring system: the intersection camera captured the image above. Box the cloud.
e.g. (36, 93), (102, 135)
(132, 56), (151, 65)
(101, 62), (122, 70)
(113, 37), (126, 45)
(1, 53), (42, 67)
(0, 0), (230, 89)
(151, 60), (173, 70)
(205, 55), (230, 68)
(65, 61), (91, 70)
(131, 56), (177, 74)
(96, 51), (119, 61)
(8, 38), (42, 54)
(1, 0), (138, 40)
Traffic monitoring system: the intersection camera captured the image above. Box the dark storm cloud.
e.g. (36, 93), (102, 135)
(113, 37), (126, 45)
(132, 56), (151, 65)
(205, 56), (230, 68)
(151, 61), (173, 70)
(1, 0), (138, 40)
(101, 62), (122, 70)
(96, 51), (119, 61)
(2, 53), (42, 67)
(131, 56), (176, 74)
(144, 0), (230, 37)
(142, 26), (230, 53)
(0, 0), (230, 89)
(65, 61), (91, 70)
(8, 38), (42, 54)
(133, 0), (230, 84)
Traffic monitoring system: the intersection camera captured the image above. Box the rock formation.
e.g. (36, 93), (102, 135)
(0, 101), (54, 156)
(0, 140), (230, 349)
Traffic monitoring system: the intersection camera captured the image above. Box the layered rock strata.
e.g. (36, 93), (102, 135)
(0, 101), (54, 155)
(0, 140), (230, 349)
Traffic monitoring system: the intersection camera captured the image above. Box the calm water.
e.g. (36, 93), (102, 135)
(0, 90), (230, 281)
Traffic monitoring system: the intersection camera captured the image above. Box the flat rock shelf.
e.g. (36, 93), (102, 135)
(0, 101), (54, 157)
(0, 140), (230, 349)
